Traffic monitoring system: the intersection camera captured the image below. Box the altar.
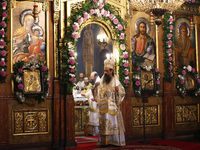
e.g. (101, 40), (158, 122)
(74, 96), (89, 136)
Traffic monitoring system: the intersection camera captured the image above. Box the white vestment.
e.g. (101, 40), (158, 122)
(97, 75), (126, 146)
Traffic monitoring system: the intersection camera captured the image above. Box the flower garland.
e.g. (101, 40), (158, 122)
(132, 65), (161, 97)
(163, 12), (174, 83)
(0, 0), (9, 83)
(176, 65), (200, 97)
(61, 0), (129, 93)
(13, 61), (50, 103)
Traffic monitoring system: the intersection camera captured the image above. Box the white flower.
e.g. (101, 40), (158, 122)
(2, 68), (4, 71)
(47, 74), (50, 81)
(183, 66), (187, 69)
(120, 44), (126, 50)
(16, 76), (22, 83)
(125, 76), (129, 80)
(145, 65), (152, 71)
(1, 58), (5, 61)
(95, 9), (100, 14)
(68, 42), (73, 48)
(156, 91), (159, 94)
(187, 65), (192, 72)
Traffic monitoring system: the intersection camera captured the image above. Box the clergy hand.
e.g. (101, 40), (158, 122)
(95, 82), (100, 87)
(115, 86), (119, 92)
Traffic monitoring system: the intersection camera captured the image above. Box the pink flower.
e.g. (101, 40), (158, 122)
(169, 25), (173, 30)
(124, 79), (129, 84)
(155, 68), (158, 72)
(123, 53), (128, 59)
(93, 0), (97, 2)
(103, 10), (108, 16)
(197, 79), (200, 84)
(191, 0), (195, 2)
(168, 16), (173, 22)
(192, 68), (195, 73)
(90, 9), (95, 15)
(125, 70), (129, 75)
(73, 24), (78, 31)
(0, 30), (5, 36)
(47, 82), (51, 88)
(99, 4), (103, 9)
(113, 19), (119, 25)
(0, 60), (5, 66)
(0, 70), (6, 77)
(71, 77), (76, 83)
(72, 32), (78, 39)
(168, 40), (172, 45)
(169, 57), (172, 61)
(109, 14), (114, 19)
(185, 0), (189, 2)
(168, 49), (172, 53)
(69, 51), (74, 57)
(0, 41), (6, 47)
(0, 50), (7, 56)
(18, 68), (23, 73)
(1, 2), (7, 8)
(69, 59), (75, 65)
(2, 12), (7, 18)
(123, 62), (129, 67)
(18, 84), (24, 90)
(180, 80), (184, 85)
(0, 21), (6, 27)
(42, 66), (47, 71)
(78, 18), (83, 24)
(118, 25), (123, 31)
(170, 72), (173, 77)
(120, 33), (124, 40)
(70, 68), (75, 73)
(169, 65), (173, 71)
(135, 81), (141, 86)
(84, 13), (89, 19)
(182, 70), (186, 75)
(137, 67), (141, 71)
(156, 80), (160, 85)
(167, 33), (173, 39)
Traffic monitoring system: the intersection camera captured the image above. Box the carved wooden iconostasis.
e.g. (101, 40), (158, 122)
(1, 0), (200, 149)
(0, 0), (54, 147)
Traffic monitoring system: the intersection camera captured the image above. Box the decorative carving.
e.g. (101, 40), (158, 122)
(70, 1), (85, 12)
(133, 105), (159, 126)
(42, 1), (49, 11)
(177, 4), (200, 15)
(54, 12), (59, 78)
(54, 0), (60, 11)
(24, 112), (38, 132)
(11, 0), (16, 9)
(176, 104), (198, 123)
(13, 110), (48, 135)
(38, 111), (47, 132)
(14, 112), (23, 134)
(111, 5), (121, 16)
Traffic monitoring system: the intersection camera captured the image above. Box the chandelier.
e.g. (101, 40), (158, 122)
(129, 0), (185, 25)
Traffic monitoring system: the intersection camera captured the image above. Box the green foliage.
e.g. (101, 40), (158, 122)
(163, 13), (174, 83)
(0, 0), (10, 83)
(61, 0), (130, 92)
(13, 61), (50, 103)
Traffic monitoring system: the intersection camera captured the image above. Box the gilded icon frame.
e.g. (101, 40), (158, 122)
(10, 0), (49, 72)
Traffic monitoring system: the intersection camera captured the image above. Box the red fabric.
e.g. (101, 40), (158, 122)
(67, 139), (200, 150)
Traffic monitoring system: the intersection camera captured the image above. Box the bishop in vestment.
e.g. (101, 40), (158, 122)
(97, 59), (126, 147)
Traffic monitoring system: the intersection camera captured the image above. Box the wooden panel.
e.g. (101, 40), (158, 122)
(0, 101), (8, 144)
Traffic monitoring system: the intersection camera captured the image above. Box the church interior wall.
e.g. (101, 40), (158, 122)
(0, 0), (200, 148)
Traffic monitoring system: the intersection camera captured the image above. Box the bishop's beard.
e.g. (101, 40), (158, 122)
(103, 74), (112, 84)
(91, 79), (96, 85)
